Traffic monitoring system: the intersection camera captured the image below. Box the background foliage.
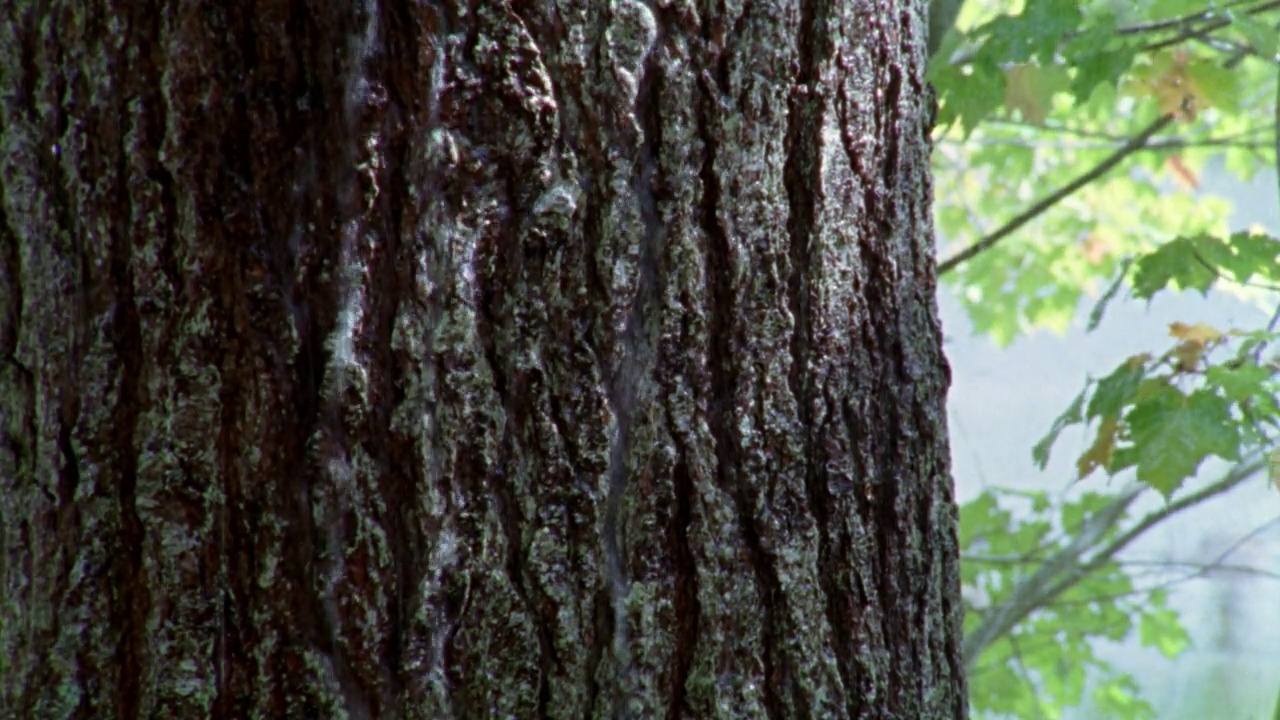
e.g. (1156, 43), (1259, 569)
(929, 0), (1280, 717)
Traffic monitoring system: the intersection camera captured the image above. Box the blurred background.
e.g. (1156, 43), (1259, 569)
(943, 159), (1280, 719)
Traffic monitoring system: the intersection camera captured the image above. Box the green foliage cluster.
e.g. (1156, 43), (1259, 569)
(929, 0), (1280, 717)
(962, 489), (1189, 719)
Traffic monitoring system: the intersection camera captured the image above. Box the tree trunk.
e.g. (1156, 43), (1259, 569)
(0, 1), (964, 718)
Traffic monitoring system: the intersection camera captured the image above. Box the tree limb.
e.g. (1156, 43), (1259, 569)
(938, 115), (1173, 276)
(962, 456), (1267, 667)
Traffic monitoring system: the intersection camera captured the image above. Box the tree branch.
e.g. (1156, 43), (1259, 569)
(939, 36), (1259, 277)
(1112, 0), (1265, 37)
(942, 133), (1270, 152)
(961, 482), (1143, 666)
(961, 456), (1267, 667)
(938, 115), (1174, 276)
(1142, 0), (1280, 53)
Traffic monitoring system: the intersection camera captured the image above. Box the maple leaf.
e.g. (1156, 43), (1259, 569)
(1004, 63), (1055, 125)
(1125, 51), (1199, 121)
(1077, 415), (1119, 479)
(1168, 322), (1223, 372)
(1169, 321), (1223, 344)
(1128, 388), (1239, 497)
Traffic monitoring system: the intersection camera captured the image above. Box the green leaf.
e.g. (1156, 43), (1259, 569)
(1087, 357), (1148, 420)
(1185, 58), (1240, 113)
(968, 0), (1083, 80)
(1131, 237), (1218, 299)
(1015, 0), (1083, 61)
(938, 60), (1008, 137)
(1064, 13), (1137, 102)
(1138, 607), (1191, 658)
(1205, 362), (1272, 403)
(1092, 675), (1157, 720)
(1126, 388), (1241, 497)
(1033, 388), (1087, 469)
(1230, 13), (1279, 60)
(1086, 257), (1133, 331)
(1225, 231), (1280, 283)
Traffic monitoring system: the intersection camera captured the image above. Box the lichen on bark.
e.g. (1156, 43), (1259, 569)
(1, 0), (964, 718)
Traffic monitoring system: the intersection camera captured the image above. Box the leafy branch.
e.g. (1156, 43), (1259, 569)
(961, 455), (1268, 667)
(1111, 0), (1271, 38)
(938, 26), (1266, 278)
(938, 115), (1174, 275)
(1142, 0), (1280, 53)
(1041, 517), (1280, 608)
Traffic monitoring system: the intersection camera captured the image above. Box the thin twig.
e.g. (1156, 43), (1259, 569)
(942, 134), (1270, 151)
(1143, 0), (1280, 53)
(939, 38), (1259, 276)
(1109, 558), (1280, 581)
(961, 457), (1265, 667)
(938, 115), (1174, 275)
(982, 117), (1273, 143)
(1040, 458), (1266, 601)
(961, 555), (1280, 581)
(1112, 0), (1264, 37)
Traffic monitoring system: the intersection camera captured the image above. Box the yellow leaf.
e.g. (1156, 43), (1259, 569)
(1126, 353), (1153, 369)
(1080, 232), (1111, 265)
(1164, 155), (1198, 190)
(1169, 322), (1223, 344)
(1003, 64), (1065, 126)
(1078, 415), (1119, 479)
(1124, 51), (1199, 121)
(1171, 340), (1206, 372)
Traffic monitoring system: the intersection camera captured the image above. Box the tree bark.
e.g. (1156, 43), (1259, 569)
(0, 1), (965, 718)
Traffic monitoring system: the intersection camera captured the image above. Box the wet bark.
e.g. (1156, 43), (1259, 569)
(0, 1), (964, 718)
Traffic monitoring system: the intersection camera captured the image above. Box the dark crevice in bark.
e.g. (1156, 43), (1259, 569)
(881, 63), (905, 228)
(576, 137), (614, 712)
(695, 60), (784, 720)
(107, 173), (147, 720)
(786, 1), (864, 714)
(585, 587), (609, 719)
(54, 421), (86, 718)
(88, 8), (147, 710)
(13, 5), (37, 105)
(837, 24), (914, 671)
(366, 17), (434, 691)
(370, 131), (413, 706)
(0, 209), (18, 361)
(472, 216), (531, 614)
(476, 225), (555, 718)
(666, 454), (699, 719)
(784, 3), (818, 441)
(0, 211), (36, 535)
(273, 40), (346, 698)
(537, 583), (555, 718)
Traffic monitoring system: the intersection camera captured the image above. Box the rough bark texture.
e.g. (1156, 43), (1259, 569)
(0, 1), (964, 718)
